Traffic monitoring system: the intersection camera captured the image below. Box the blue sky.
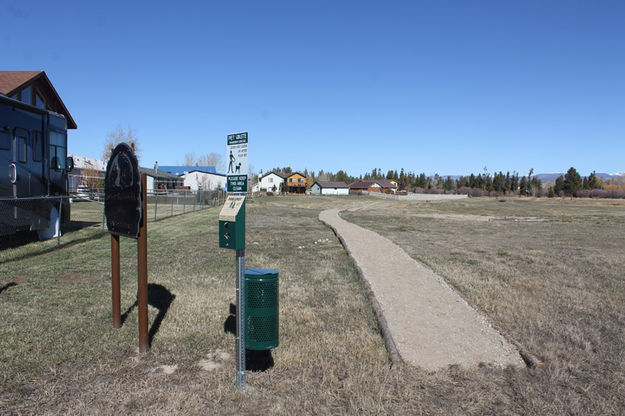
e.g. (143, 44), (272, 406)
(3, 1), (624, 177)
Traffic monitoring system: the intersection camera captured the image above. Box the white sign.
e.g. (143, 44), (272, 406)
(227, 132), (248, 193)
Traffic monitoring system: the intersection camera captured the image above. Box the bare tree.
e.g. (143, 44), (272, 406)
(197, 152), (224, 172)
(184, 152), (197, 166)
(103, 125), (140, 161)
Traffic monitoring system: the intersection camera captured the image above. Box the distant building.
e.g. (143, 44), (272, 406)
(181, 170), (227, 190)
(257, 171), (288, 194)
(284, 172), (307, 194)
(139, 167), (184, 191)
(68, 155), (106, 195)
(310, 181), (349, 196)
(158, 166), (216, 176)
(349, 180), (397, 194)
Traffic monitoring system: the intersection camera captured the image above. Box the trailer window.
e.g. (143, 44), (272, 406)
(0, 131), (9, 150)
(33, 131), (42, 161)
(20, 87), (31, 104)
(18, 136), (27, 163)
(49, 130), (66, 170)
(35, 92), (45, 109)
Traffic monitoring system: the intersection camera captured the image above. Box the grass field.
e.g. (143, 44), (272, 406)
(1, 195), (623, 414)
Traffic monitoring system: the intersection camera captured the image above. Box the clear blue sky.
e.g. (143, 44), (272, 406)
(3, 1), (624, 177)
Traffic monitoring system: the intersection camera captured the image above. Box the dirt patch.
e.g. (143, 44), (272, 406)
(11, 275), (29, 285)
(409, 213), (547, 223)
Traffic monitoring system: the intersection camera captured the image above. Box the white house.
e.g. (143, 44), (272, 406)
(310, 181), (350, 196)
(257, 171), (287, 194)
(181, 171), (227, 191)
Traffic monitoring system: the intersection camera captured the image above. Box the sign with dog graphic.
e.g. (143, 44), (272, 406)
(227, 132), (248, 193)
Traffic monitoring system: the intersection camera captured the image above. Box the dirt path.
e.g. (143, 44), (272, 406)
(319, 208), (525, 371)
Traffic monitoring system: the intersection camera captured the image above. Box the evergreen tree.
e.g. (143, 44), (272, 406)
(554, 175), (565, 195)
(443, 176), (454, 192)
(417, 173), (427, 188)
(336, 170), (350, 183)
(563, 167), (582, 196)
(519, 176), (528, 196)
(587, 171), (602, 189)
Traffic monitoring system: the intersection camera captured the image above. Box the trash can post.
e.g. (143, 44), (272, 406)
(236, 249), (246, 389)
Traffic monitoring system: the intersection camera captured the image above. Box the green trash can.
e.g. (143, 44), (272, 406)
(244, 268), (279, 350)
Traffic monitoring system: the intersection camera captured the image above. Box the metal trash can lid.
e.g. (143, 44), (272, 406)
(245, 268), (279, 276)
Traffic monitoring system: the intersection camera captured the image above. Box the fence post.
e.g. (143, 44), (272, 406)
(154, 192), (158, 221)
(171, 191), (174, 217)
(183, 191), (186, 214)
(193, 191), (196, 211)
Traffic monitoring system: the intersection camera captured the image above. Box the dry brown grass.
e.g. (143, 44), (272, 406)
(0, 195), (623, 414)
(343, 196), (625, 414)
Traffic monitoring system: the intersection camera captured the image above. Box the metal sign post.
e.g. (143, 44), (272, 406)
(235, 248), (245, 389)
(222, 132), (248, 389)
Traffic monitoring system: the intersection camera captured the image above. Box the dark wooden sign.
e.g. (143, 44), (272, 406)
(105, 143), (142, 239)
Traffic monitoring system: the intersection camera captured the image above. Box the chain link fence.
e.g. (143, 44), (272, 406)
(0, 189), (227, 247)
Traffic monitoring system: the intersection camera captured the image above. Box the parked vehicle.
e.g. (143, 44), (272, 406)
(0, 94), (73, 238)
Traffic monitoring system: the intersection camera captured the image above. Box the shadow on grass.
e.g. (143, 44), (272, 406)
(0, 227), (105, 266)
(63, 220), (100, 232)
(121, 283), (176, 347)
(224, 303), (275, 372)
(0, 282), (17, 294)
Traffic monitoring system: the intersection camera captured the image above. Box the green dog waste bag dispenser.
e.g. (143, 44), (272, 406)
(244, 268), (279, 350)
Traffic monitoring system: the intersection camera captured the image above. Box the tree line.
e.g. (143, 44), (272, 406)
(264, 166), (621, 198)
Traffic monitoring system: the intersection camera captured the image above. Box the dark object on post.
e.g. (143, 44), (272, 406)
(104, 143), (142, 239)
(244, 268), (279, 350)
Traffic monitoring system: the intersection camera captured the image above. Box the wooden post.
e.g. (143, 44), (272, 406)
(137, 173), (149, 352)
(111, 234), (121, 329)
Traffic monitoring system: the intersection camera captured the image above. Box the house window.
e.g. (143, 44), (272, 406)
(299, 178), (304, 182)
(35, 92), (45, 109)
(20, 86), (31, 104)
(49, 130), (66, 170)
(290, 178), (294, 182)
(268, 177), (273, 183)
(33, 131), (42, 161)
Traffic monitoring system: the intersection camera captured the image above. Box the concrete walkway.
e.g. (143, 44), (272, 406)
(319, 208), (524, 371)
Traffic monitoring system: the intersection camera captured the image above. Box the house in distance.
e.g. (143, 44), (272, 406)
(257, 171), (288, 194)
(349, 179), (397, 194)
(284, 172), (307, 194)
(310, 181), (349, 195)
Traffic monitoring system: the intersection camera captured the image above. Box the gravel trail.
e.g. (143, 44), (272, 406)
(320, 208), (525, 370)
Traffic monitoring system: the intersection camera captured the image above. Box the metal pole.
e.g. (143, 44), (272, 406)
(137, 174), (149, 353)
(236, 248), (246, 389)
(170, 191), (174, 217)
(183, 191), (186, 213)
(111, 234), (121, 328)
(102, 204), (106, 231)
(193, 191), (196, 211)
(154, 192), (158, 221)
